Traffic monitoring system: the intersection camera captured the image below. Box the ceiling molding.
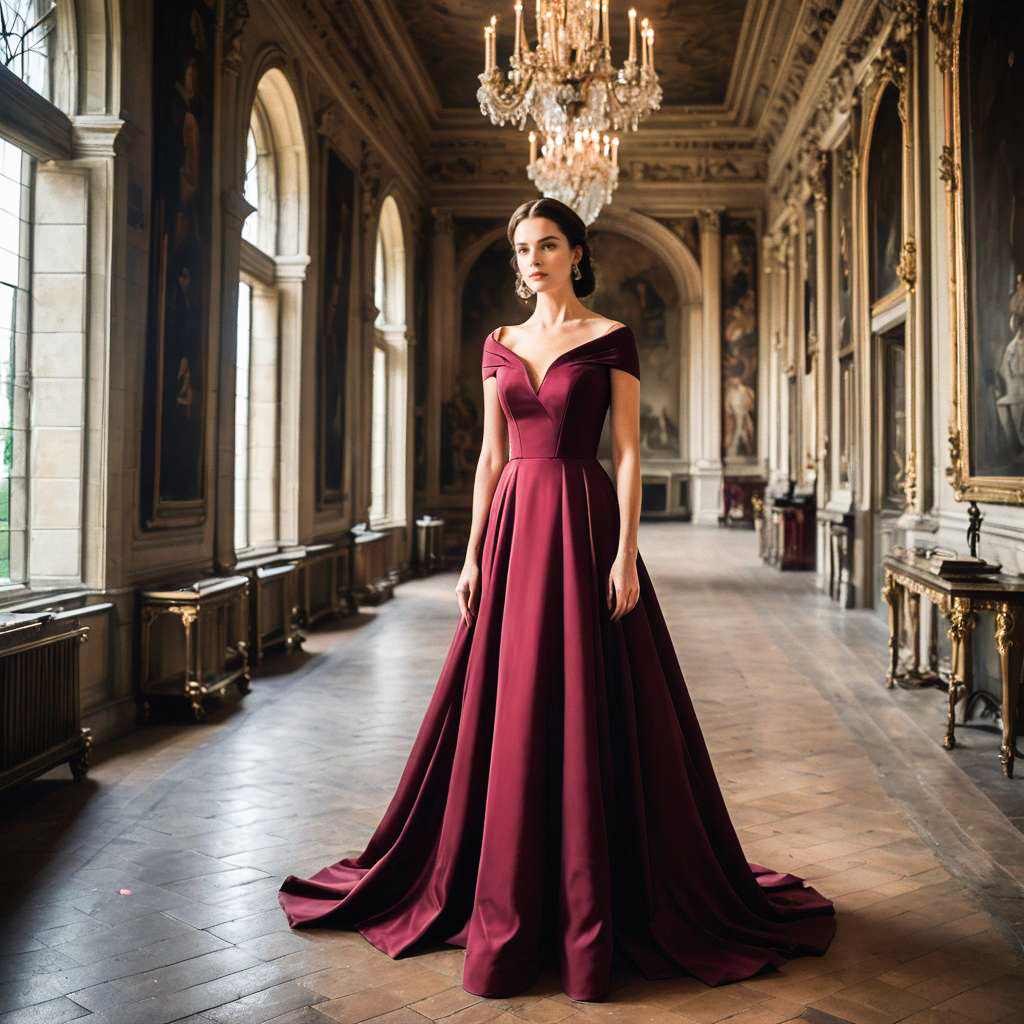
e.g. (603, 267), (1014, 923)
(365, 0), (442, 129)
(263, 0), (426, 200)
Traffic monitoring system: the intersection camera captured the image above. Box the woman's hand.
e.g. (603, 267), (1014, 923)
(455, 560), (481, 628)
(607, 551), (639, 621)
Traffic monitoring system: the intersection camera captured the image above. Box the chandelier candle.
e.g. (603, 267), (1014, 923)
(628, 8), (636, 63)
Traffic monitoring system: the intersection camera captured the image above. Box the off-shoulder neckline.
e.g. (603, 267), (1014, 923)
(486, 323), (629, 397)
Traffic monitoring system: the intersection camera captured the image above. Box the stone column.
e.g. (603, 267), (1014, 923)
(213, 187), (253, 571)
(275, 253), (311, 545)
(814, 186), (829, 507)
(762, 235), (777, 488)
(770, 234), (790, 492)
(211, 2), (250, 569)
(427, 210), (454, 505)
(60, 116), (125, 589)
(693, 207), (724, 524)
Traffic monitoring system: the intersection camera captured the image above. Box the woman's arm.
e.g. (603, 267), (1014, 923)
(608, 368), (641, 621)
(455, 376), (508, 626)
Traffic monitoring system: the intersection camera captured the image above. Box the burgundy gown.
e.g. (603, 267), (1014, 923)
(278, 323), (836, 1001)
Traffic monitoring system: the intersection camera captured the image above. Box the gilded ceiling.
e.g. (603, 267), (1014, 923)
(390, 0), (750, 109)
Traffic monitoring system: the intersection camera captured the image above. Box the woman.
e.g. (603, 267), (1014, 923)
(278, 198), (836, 1002)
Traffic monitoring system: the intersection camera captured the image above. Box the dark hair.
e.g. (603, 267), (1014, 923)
(506, 197), (596, 298)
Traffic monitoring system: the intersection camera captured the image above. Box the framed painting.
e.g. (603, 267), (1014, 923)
(867, 84), (903, 307)
(944, 0), (1024, 503)
(317, 148), (356, 508)
(804, 197), (817, 376)
(832, 134), (854, 356)
(589, 230), (681, 461)
(140, 0), (216, 528)
(721, 217), (758, 463)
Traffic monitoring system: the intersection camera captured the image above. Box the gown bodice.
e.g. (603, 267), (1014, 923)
(481, 324), (641, 460)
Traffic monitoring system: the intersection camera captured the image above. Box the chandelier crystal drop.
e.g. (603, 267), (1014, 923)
(527, 128), (619, 226)
(478, 1), (661, 138)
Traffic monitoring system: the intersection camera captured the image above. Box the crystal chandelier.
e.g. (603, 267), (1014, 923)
(478, 1), (661, 136)
(478, 2), (660, 222)
(527, 128), (618, 226)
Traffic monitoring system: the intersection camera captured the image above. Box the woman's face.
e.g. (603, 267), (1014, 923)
(513, 216), (581, 296)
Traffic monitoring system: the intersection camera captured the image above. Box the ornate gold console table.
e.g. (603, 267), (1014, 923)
(138, 575), (251, 722)
(881, 550), (1024, 777)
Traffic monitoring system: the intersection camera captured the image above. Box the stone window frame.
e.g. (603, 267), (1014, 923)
(231, 65), (309, 556)
(369, 193), (408, 531)
(0, 0), (95, 594)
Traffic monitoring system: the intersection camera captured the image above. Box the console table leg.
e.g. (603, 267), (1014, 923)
(944, 597), (974, 751)
(928, 601), (939, 675)
(882, 570), (901, 687)
(908, 592), (921, 676)
(995, 604), (1016, 779)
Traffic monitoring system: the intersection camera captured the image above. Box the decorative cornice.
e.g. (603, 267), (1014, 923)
(760, 0), (843, 151)
(769, 1), (894, 195)
(263, 0), (422, 198)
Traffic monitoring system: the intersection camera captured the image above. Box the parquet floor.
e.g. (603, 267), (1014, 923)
(1, 524), (1022, 1024)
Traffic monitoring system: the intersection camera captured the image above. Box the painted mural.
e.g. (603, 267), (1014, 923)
(317, 149), (356, 506)
(804, 199), (817, 375)
(391, 0), (746, 109)
(868, 84), (903, 303)
(961, 3), (1024, 478)
(589, 231), (680, 460)
(140, 0), (216, 527)
(445, 232), (521, 494)
(833, 136), (854, 352)
(721, 216), (758, 462)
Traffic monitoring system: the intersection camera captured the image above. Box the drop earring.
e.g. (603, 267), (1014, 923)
(572, 262), (582, 281)
(515, 272), (533, 301)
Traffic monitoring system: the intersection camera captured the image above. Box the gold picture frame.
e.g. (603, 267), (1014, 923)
(938, 0), (1024, 505)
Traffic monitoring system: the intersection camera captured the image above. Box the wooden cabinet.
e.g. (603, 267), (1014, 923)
(235, 555), (304, 663)
(138, 575), (251, 722)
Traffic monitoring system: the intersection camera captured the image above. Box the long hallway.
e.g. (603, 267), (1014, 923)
(1, 525), (1022, 1024)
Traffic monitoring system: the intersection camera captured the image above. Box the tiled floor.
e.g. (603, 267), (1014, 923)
(2, 524), (1023, 1024)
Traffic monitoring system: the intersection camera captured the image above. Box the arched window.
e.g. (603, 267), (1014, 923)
(234, 68), (308, 553)
(235, 98), (275, 553)
(369, 195), (408, 527)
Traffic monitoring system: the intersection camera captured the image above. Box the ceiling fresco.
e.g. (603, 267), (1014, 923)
(389, 0), (750, 109)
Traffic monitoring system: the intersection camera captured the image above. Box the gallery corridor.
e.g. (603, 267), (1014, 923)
(1, 524), (1022, 1024)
